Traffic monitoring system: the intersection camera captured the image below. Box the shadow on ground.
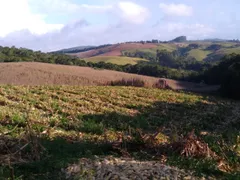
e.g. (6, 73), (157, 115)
(1, 99), (239, 179)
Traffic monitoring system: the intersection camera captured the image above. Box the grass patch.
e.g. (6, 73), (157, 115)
(187, 49), (212, 61)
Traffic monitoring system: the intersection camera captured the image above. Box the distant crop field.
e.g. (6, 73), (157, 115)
(187, 49), (212, 61)
(122, 43), (177, 55)
(0, 86), (239, 179)
(70, 43), (158, 58)
(85, 56), (148, 65)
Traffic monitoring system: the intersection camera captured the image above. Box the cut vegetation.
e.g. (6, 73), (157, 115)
(0, 86), (239, 179)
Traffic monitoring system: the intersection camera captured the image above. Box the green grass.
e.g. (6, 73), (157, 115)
(85, 56), (148, 65)
(187, 49), (212, 61)
(0, 86), (239, 179)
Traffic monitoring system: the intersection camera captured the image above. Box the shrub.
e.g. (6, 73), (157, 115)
(109, 78), (146, 87)
(153, 79), (171, 89)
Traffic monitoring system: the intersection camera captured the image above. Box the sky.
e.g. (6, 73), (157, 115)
(0, 0), (239, 51)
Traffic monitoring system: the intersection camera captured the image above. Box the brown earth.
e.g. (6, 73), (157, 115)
(0, 62), (219, 93)
(70, 43), (158, 58)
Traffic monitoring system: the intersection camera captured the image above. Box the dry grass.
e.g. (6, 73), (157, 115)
(0, 62), (159, 86)
(0, 62), (219, 93)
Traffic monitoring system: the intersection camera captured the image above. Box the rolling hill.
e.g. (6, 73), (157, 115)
(69, 43), (159, 58)
(66, 41), (240, 64)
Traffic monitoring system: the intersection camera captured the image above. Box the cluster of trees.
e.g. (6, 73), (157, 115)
(0, 46), (85, 65)
(123, 45), (214, 72)
(123, 40), (168, 44)
(89, 62), (199, 81)
(205, 44), (222, 51)
(199, 53), (240, 99)
(122, 51), (157, 61)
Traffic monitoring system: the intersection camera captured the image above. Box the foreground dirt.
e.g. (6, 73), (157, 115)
(0, 62), (219, 93)
(64, 156), (201, 180)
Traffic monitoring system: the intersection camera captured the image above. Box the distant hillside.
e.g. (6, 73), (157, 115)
(122, 41), (240, 63)
(54, 46), (95, 53)
(60, 40), (240, 64)
(70, 43), (159, 58)
(52, 44), (112, 54)
(85, 56), (148, 65)
(170, 36), (187, 43)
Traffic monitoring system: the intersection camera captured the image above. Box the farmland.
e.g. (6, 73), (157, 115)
(0, 85), (239, 179)
(70, 43), (158, 58)
(0, 62), (158, 86)
(0, 62), (220, 93)
(85, 56), (148, 65)
(67, 41), (240, 65)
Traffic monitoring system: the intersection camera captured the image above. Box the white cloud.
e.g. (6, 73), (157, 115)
(0, 0), (63, 37)
(159, 3), (193, 17)
(116, 1), (150, 24)
(29, 0), (112, 14)
(0, 0), (217, 51)
(0, 19), (215, 52)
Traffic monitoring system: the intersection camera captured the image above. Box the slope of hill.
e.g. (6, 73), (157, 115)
(0, 62), (158, 86)
(85, 56), (148, 65)
(53, 46), (96, 53)
(70, 43), (159, 58)
(0, 62), (218, 92)
(122, 43), (177, 55)
(67, 41), (240, 64)
(0, 86), (239, 179)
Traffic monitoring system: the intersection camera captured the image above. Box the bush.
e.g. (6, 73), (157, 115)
(109, 78), (146, 87)
(153, 79), (171, 89)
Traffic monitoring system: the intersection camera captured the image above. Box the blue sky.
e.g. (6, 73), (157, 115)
(0, 0), (239, 51)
